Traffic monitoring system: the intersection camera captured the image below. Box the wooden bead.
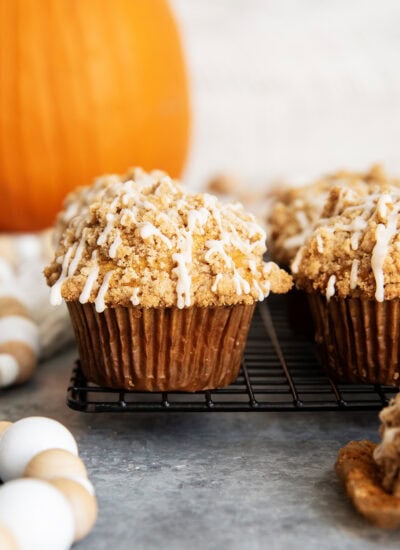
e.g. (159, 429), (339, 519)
(0, 417), (78, 482)
(0, 421), (12, 437)
(24, 448), (87, 481)
(0, 295), (39, 387)
(0, 524), (18, 550)
(0, 478), (74, 548)
(50, 478), (97, 542)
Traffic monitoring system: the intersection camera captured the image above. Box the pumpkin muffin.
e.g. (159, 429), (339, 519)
(45, 169), (292, 391)
(267, 164), (396, 268)
(293, 185), (400, 386)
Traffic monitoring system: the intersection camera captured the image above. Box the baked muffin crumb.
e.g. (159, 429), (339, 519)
(45, 169), (292, 310)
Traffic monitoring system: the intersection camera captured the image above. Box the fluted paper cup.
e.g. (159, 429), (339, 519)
(307, 294), (400, 386)
(67, 302), (255, 391)
(286, 288), (314, 338)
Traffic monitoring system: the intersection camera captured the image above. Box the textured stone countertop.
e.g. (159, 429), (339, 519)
(1, 346), (399, 550)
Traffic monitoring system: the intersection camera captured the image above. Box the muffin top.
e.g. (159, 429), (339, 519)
(292, 186), (400, 301)
(45, 169), (292, 311)
(53, 167), (168, 245)
(267, 165), (396, 267)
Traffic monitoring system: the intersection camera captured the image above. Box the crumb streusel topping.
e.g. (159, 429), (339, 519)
(267, 165), (398, 267)
(45, 170), (292, 310)
(293, 187), (400, 301)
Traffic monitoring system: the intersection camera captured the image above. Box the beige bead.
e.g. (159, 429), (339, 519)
(0, 421), (12, 437)
(24, 448), (87, 481)
(0, 295), (39, 387)
(0, 523), (18, 550)
(50, 478), (97, 542)
(0, 342), (37, 384)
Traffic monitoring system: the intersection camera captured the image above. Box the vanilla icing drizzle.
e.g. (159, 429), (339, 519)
(50, 172), (276, 309)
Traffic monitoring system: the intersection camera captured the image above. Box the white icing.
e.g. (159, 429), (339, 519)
(0, 316), (40, 354)
(63, 201), (79, 223)
(120, 208), (138, 226)
(79, 252), (100, 304)
(263, 262), (273, 275)
(377, 193), (391, 219)
(172, 253), (191, 308)
(291, 247), (304, 274)
(109, 230), (122, 259)
(50, 245), (76, 306)
(295, 211), (309, 231)
(211, 274), (223, 293)
(325, 275), (336, 301)
(172, 232), (193, 309)
(283, 229), (312, 250)
(205, 239), (233, 267)
(350, 231), (360, 251)
(248, 260), (257, 274)
(94, 271), (114, 313)
(252, 279), (265, 301)
(187, 208), (209, 233)
(371, 200), (400, 302)
(97, 213), (115, 245)
(68, 230), (87, 277)
(139, 222), (172, 249)
(232, 272), (243, 295)
(0, 354), (19, 387)
(130, 288), (140, 306)
(350, 259), (359, 290)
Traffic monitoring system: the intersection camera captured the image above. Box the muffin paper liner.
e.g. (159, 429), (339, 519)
(67, 302), (255, 391)
(307, 293), (400, 386)
(286, 288), (314, 339)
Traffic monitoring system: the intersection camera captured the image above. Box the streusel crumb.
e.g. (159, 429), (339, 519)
(267, 165), (399, 267)
(45, 169), (292, 310)
(293, 186), (400, 301)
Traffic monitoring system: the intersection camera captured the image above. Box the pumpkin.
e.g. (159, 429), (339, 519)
(0, 0), (190, 231)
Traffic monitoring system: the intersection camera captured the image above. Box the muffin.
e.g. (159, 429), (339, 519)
(267, 164), (395, 268)
(45, 169), (292, 391)
(293, 185), (400, 386)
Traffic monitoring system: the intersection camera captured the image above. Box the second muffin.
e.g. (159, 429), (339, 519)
(293, 185), (400, 386)
(45, 170), (292, 391)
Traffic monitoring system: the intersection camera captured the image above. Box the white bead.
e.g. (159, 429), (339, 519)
(0, 478), (74, 550)
(0, 417), (78, 481)
(0, 355), (19, 387)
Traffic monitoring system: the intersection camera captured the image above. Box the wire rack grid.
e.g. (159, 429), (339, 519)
(67, 295), (398, 413)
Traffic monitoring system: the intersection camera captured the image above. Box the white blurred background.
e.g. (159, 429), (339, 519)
(172, 0), (400, 189)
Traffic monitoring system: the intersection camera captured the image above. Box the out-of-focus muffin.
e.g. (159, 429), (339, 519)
(267, 164), (396, 268)
(293, 185), (400, 386)
(45, 169), (292, 391)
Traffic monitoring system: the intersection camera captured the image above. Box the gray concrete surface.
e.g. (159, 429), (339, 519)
(0, 346), (398, 549)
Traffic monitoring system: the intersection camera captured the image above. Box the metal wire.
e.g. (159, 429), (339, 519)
(67, 295), (399, 413)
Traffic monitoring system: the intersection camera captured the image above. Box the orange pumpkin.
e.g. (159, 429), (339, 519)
(0, 0), (190, 231)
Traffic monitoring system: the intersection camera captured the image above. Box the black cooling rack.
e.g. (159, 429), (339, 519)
(67, 294), (399, 413)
